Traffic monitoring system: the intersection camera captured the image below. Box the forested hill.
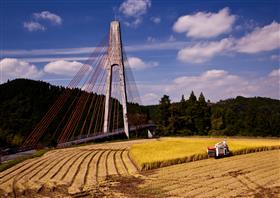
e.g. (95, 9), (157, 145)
(145, 93), (280, 137)
(0, 79), (146, 148)
(210, 96), (280, 136)
(0, 79), (66, 147)
(0, 79), (279, 148)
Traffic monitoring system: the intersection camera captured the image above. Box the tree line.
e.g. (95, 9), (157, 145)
(146, 92), (280, 137)
(0, 79), (279, 148)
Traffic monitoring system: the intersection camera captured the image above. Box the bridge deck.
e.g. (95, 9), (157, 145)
(57, 124), (156, 148)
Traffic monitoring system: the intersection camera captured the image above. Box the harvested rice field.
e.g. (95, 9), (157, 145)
(0, 137), (279, 197)
(108, 150), (280, 198)
(0, 139), (153, 197)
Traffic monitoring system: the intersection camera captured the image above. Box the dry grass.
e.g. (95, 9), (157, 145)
(130, 137), (280, 170)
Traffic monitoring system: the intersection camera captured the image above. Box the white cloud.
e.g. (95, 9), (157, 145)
(33, 11), (62, 25)
(23, 11), (62, 32)
(0, 58), (42, 82)
(173, 7), (235, 38)
(119, 0), (151, 17)
(43, 60), (90, 76)
(269, 68), (280, 77)
(177, 38), (233, 63)
(202, 69), (228, 78)
(235, 21), (280, 53)
(271, 54), (280, 61)
(119, 0), (151, 27)
(150, 16), (161, 24)
(126, 57), (158, 70)
(168, 35), (176, 42)
(137, 69), (280, 104)
(170, 69), (279, 101)
(1, 41), (194, 57)
(141, 93), (159, 105)
(23, 21), (46, 32)
(6, 21), (280, 63)
(172, 70), (245, 99)
(21, 56), (92, 63)
(124, 18), (143, 27)
(147, 36), (156, 43)
(176, 21), (280, 63)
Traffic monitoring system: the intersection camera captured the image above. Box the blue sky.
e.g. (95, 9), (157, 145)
(0, 0), (279, 104)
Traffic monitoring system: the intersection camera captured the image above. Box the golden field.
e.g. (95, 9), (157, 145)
(0, 139), (154, 197)
(130, 137), (280, 170)
(0, 137), (279, 197)
(107, 150), (280, 198)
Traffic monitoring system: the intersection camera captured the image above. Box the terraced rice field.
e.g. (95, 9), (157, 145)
(0, 138), (279, 197)
(0, 139), (153, 197)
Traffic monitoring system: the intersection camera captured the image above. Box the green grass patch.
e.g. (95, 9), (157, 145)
(130, 137), (280, 171)
(0, 149), (48, 172)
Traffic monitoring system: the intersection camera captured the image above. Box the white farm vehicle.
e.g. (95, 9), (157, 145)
(207, 140), (230, 158)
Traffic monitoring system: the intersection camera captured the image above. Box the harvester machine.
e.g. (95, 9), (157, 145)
(207, 140), (230, 158)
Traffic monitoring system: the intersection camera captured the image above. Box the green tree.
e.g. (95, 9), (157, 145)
(168, 104), (180, 134)
(189, 91), (197, 103)
(180, 95), (185, 103)
(158, 95), (171, 128)
(195, 92), (211, 135)
(185, 91), (198, 133)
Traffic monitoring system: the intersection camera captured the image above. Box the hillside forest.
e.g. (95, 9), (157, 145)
(0, 79), (279, 148)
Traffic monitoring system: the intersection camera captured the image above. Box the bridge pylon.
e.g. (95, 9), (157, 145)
(103, 21), (129, 138)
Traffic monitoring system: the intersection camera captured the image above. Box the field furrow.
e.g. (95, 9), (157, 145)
(62, 151), (91, 184)
(68, 151), (97, 194)
(105, 150), (113, 176)
(41, 151), (79, 180)
(120, 149), (129, 175)
(83, 150), (102, 191)
(97, 150), (109, 182)
(82, 150), (99, 188)
(0, 152), (66, 194)
(27, 152), (68, 181)
(123, 150), (138, 175)
(95, 150), (107, 183)
(115, 150), (127, 175)
(113, 150), (120, 175)
(52, 150), (84, 182)
(107, 150), (118, 176)
(0, 152), (57, 184)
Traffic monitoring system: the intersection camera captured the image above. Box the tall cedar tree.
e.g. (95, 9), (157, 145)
(158, 95), (171, 127)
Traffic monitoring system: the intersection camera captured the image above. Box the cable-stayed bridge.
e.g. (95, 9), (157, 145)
(21, 21), (155, 149)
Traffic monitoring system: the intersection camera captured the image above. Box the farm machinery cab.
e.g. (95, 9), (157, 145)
(207, 140), (230, 158)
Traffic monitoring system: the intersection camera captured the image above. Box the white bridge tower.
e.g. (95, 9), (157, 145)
(103, 21), (129, 138)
